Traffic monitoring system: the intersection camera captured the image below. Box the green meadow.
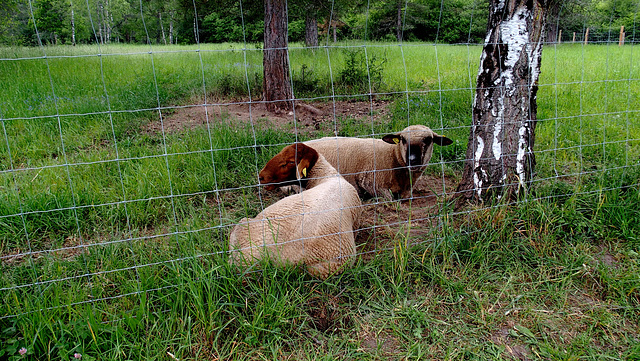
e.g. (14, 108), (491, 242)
(0, 42), (639, 360)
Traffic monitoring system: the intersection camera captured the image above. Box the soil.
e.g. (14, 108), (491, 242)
(147, 98), (392, 135)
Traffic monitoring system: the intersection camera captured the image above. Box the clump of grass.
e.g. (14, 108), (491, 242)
(292, 64), (322, 98)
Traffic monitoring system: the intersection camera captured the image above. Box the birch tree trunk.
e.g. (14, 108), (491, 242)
(456, 0), (549, 204)
(169, 11), (174, 44)
(105, 0), (110, 43)
(159, 12), (167, 45)
(70, 0), (76, 46)
(263, 0), (293, 112)
(97, 1), (104, 44)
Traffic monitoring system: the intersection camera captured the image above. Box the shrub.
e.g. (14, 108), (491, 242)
(338, 49), (386, 94)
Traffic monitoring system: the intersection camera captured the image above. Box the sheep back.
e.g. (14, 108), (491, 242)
(229, 176), (360, 278)
(305, 137), (409, 199)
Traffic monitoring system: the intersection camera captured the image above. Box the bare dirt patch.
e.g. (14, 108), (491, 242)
(355, 174), (457, 254)
(489, 321), (532, 360)
(148, 98), (392, 135)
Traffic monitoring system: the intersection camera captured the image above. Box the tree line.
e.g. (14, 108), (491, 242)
(0, 0), (636, 46)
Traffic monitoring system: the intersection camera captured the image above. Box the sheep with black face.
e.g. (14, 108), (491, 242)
(304, 125), (453, 200)
(228, 143), (361, 278)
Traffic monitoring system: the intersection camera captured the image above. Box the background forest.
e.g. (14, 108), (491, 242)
(0, 0), (637, 46)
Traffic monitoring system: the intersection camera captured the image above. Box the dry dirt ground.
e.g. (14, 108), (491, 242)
(150, 98), (392, 134)
(161, 99), (458, 249)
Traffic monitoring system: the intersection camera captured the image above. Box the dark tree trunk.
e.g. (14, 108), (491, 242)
(263, 0), (293, 112)
(396, 1), (402, 41)
(305, 13), (318, 47)
(545, 2), (562, 43)
(456, 0), (548, 204)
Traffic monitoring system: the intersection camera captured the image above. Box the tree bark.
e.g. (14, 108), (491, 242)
(70, 0), (76, 46)
(169, 11), (174, 44)
(396, 0), (402, 41)
(97, 2), (104, 44)
(305, 13), (318, 48)
(263, 0), (293, 112)
(105, 0), (111, 43)
(159, 11), (167, 45)
(545, 1), (562, 43)
(333, 23), (337, 42)
(456, 0), (548, 204)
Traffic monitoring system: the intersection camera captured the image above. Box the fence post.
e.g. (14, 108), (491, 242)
(558, 29), (562, 43)
(619, 26), (625, 46)
(573, 32), (576, 42)
(584, 28), (589, 45)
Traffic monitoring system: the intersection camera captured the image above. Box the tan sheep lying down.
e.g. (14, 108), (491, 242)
(228, 143), (362, 278)
(305, 125), (453, 200)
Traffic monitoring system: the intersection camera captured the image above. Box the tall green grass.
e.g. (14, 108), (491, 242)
(0, 42), (639, 360)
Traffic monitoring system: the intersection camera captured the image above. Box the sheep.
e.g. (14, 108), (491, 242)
(228, 143), (361, 278)
(304, 125), (453, 200)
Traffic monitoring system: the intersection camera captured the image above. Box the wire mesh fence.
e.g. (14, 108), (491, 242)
(1, 0), (639, 324)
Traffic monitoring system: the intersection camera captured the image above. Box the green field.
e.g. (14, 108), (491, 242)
(1, 42), (639, 360)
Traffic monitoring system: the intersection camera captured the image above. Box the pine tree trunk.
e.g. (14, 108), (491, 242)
(546, 2), (562, 43)
(456, 0), (548, 204)
(396, 1), (403, 41)
(304, 13), (318, 48)
(263, 0), (293, 112)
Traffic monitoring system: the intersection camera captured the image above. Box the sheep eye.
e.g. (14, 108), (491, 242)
(400, 137), (406, 144)
(423, 137), (433, 146)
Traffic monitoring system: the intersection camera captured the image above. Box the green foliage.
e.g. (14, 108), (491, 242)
(344, 0), (489, 43)
(201, 12), (247, 43)
(4, 0), (639, 46)
(338, 48), (386, 94)
(33, 0), (69, 45)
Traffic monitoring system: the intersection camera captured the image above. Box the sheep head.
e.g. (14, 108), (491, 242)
(382, 125), (453, 171)
(259, 143), (319, 191)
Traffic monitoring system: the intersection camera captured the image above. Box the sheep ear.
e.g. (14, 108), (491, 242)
(382, 134), (401, 145)
(434, 135), (453, 146)
(296, 159), (310, 180)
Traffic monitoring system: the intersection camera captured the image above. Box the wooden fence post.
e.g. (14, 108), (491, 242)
(619, 26), (625, 46)
(558, 29), (562, 43)
(584, 28), (589, 45)
(573, 32), (576, 42)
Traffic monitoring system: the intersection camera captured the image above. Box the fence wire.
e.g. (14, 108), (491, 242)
(1, 0), (639, 322)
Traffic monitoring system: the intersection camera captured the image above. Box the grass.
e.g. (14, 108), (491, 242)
(0, 41), (639, 360)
